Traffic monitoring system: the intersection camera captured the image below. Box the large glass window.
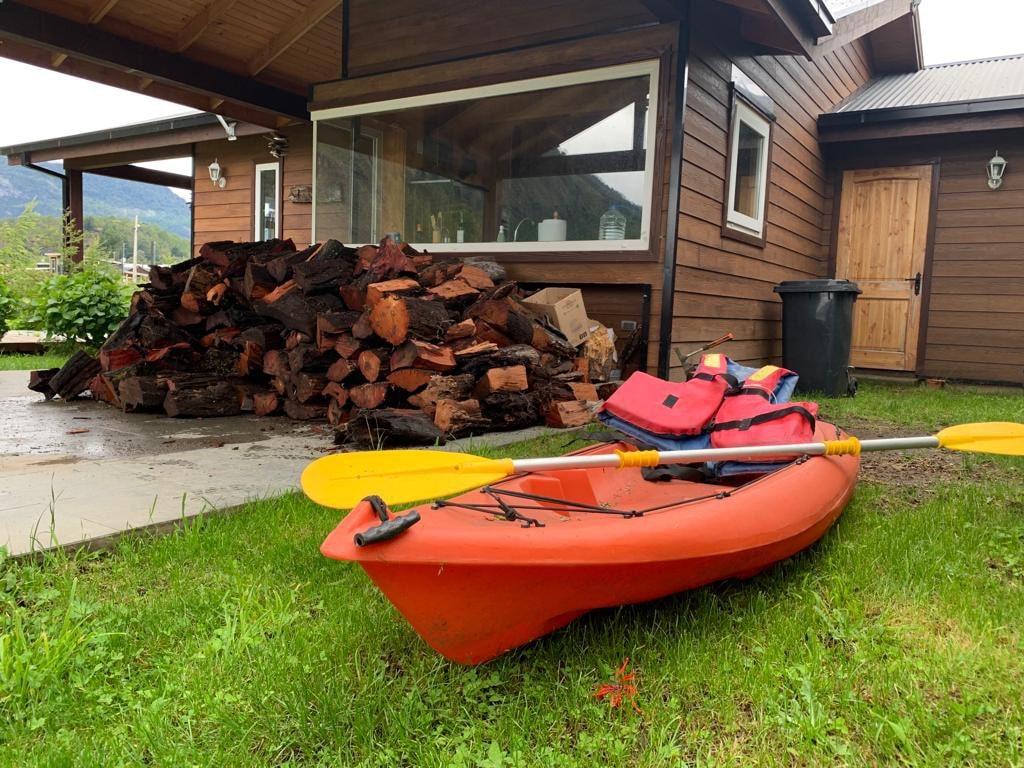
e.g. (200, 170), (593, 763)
(312, 61), (659, 251)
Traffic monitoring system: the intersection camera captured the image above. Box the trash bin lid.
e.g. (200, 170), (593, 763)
(773, 279), (861, 294)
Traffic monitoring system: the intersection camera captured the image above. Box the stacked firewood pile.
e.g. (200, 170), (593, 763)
(31, 238), (620, 446)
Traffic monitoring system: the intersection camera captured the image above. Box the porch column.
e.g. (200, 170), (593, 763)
(65, 168), (84, 262)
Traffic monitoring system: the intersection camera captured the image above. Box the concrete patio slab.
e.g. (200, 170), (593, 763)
(0, 371), (559, 555)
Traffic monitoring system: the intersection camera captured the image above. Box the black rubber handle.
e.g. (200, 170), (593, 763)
(354, 510), (421, 547)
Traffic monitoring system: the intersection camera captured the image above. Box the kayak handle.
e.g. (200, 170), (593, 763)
(352, 495), (421, 547)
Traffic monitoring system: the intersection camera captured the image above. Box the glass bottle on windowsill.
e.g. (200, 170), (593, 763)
(496, 223), (507, 243)
(598, 204), (626, 240)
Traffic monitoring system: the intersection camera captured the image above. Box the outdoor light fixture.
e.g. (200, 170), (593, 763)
(987, 151), (1007, 190)
(208, 158), (226, 189)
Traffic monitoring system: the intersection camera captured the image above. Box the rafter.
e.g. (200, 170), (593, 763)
(86, 0), (121, 25)
(51, 52), (68, 67)
(175, 0), (241, 52)
(0, 2), (307, 119)
(247, 0), (341, 76)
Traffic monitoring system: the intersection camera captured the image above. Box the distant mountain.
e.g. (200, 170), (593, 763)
(0, 162), (191, 239)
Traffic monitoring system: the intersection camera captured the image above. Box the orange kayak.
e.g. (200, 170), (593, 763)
(320, 421), (859, 664)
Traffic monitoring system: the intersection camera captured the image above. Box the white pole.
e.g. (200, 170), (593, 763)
(132, 215), (139, 283)
(509, 436), (942, 473)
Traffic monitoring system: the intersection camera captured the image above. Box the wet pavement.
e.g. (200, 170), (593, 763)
(0, 371), (329, 555)
(0, 371), (557, 555)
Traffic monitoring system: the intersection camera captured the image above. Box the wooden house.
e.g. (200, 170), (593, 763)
(5, 0), (1016, 385)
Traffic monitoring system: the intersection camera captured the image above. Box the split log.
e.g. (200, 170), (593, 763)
(543, 400), (594, 428)
(445, 318), (476, 341)
(408, 374), (475, 414)
(418, 260), (462, 288)
(254, 281), (343, 337)
(292, 253), (354, 293)
(50, 351), (101, 399)
(180, 262), (222, 314)
(322, 381), (349, 406)
(263, 349), (290, 378)
(326, 357), (357, 383)
(88, 373), (120, 407)
(292, 372), (330, 403)
(253, 391), (280, 416)
(333, 333), (362, 359)
(458, 344), (539, 377)
(597, 381), (622, 400)
(351, 311), (376, 340)
(569, 382), (600, 401)
(427, 279), (478, 305)
(365, 278), (422, 307)
(163, 382), (242, 417)
(28, 368), (60, 400)
(327, 397), (350, 427)
(118, 376), (167, 412)
(149, 257), (201, 292)
(480, 391), (540, 431)
(288, 343), (330, 373)
(386, 368), (435, 393)
(242, 260), (278, 301)
(349, 382), (389, 409)
(457, 264), (496, 290)
(369, 296), (450, 345)
(434, 398), (490, 436)
(347, 408), (443, 448)
(389, 339), (456, 372)
(357, 349), (389, 382)
(283, 399), (329, 421)
(316, 311), (361, 351)
(265, 244), (320, 283)
(468, 298), (535, 346)
(474, 365), (529, 398)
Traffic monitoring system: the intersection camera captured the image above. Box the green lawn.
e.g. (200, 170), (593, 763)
(0, 352), (72, 371)
(1, 382), (1022, 766)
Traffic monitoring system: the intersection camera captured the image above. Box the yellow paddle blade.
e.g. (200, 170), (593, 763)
(936, 422), (1024, 456)
(301, 450), (513, 509)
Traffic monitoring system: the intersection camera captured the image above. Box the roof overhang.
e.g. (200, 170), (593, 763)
(819, 97), (1024, 142)
(1, 112), (268, 166)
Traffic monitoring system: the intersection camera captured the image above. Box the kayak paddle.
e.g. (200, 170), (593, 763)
(301, 421), (1024, 509)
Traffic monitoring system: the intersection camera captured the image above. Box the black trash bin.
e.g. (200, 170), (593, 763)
(773, 279), (861, 397)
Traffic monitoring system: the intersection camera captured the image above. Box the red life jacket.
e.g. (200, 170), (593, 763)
(600, 354), (736, 436)
(709, 365), (818, 457)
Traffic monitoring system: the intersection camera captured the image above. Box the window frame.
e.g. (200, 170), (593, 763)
(722, 91), (773, 247)
(310, 59), (661, 254)
(254, 161), (281, 240)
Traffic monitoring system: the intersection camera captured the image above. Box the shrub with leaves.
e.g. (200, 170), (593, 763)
(0, 277), (15, 338)
(28, 267), (131, 348)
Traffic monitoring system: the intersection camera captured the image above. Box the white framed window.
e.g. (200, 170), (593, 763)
(254, 161), (280, 240)
(311, 60), (660, 252)
(724, 97), (772, 241)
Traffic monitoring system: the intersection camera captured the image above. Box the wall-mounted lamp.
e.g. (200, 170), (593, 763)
(987, 151), (1007, 190)
(208, 158), (226, 189)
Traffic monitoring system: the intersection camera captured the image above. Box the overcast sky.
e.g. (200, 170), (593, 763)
(0, 0), (1021, 192)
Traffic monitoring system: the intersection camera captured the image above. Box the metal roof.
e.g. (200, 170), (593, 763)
(830, 54), (1024, 114)
(0, 113), (217, 159)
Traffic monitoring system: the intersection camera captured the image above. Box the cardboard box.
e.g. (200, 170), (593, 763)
(523, 287), (591, 347)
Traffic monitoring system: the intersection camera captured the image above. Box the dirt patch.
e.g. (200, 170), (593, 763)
(826, 415), (1014, 493)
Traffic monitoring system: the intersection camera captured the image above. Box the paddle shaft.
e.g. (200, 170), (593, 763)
(509, 436), (941, 473)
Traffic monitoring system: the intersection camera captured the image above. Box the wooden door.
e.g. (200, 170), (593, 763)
(836, 165), (932, 371)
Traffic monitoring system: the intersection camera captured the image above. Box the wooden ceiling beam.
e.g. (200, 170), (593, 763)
(247, 0), (341, 76)
(0, 2), (308, 119)
(80, 164), (193, 189)
(813, 0), (914, 58)
(86, 0), (121, 25)
(174, 0), (241, 52)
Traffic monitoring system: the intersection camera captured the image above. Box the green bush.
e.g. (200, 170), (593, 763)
(28, 267), (131, 348)
(0, 277), (15, 338)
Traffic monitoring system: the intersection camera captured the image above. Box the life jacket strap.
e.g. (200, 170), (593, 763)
(710, 404), (817, 434)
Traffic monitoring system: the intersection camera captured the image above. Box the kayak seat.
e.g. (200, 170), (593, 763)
(514, 470), (599, 515)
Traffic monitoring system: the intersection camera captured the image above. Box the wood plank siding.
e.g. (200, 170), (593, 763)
(825, 131), (1024, 384)
(671, 12), (876, 374)
(192, 127), (314, 252)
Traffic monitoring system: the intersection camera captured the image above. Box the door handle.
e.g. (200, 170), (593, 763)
(907, 272), (922, 296)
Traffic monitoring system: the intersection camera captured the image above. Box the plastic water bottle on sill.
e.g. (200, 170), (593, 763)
(598, 204), (626, 240)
